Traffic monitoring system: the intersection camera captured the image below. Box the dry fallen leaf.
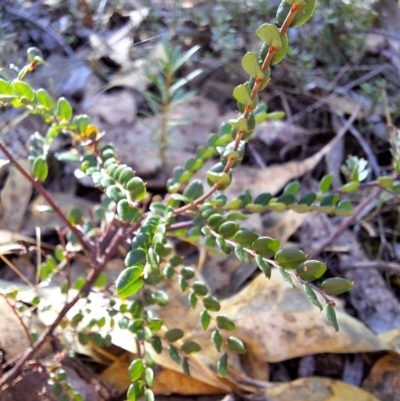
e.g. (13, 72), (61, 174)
(262, 377), (379, 401)
(0, 161), (32, 231)
(362, 353), (400, 401)
(218, 272), (387, 363)
(0, 294), (31, 361)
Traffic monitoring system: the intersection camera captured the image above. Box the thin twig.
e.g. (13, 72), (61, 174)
(309, 187), (382, 259)
(0, 143), (91, 253)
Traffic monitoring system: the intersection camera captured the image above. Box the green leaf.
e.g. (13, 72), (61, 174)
(216, 315), (236, 331)
(218, 221), (239, 239)
(296, 260), (327, 281)
(321, 278), (354, 296)
(256, 23), (283, 48)
(253, 193), (272, 205)
(0, 79), (12, 95)
(217, 353), (228, 377)
(234, 244), (250, 263)
(255, 254), (271, 278)
(271, 34), (288, 65)
(57, 97), (73, 121)
(125, 249), (146, 268)
(12, 80), (35, 101)
(151, 336), (162, 354)
(127, 380), (144, 401)
(319, 174), (333, 192)
(284, 180), (300, 195)
(277, 265), (294, 287)
(126, 177), (147, 201)
(212, 330), (223, 352)
(165, 328), (184, 342)
(341, 181), (360, 192)
(32, 156), (48, 182)
(118, 167), (135, 185)
(252, 236), (280, 258)
(242, 52), (264, 79)
(216, 237), (232, 255)
(36, 89), (54, 109)
(234, 229), (258, 248)
(128, 359), (144, 382)
(144, 389), (155, 401)
(182, 358), (190, 377)
(227, 336), (246, 354)
(326, 304), (339, 331)
(200, 310), (211, 330)
(203, 295), (221, 312)
(147, 317), (163, 331)
(192, 281), (208, 296)
(183, 179), (204, 201)
(188, 292), (197, 308)
(276, 0), (315, 28)
(105, 185), (124, 202)
(298, 192), (317, 206)
(117, 200), (140, 222)
(303, 284), (323, 311)
(233, 84), (253, 106)
(206, 171), (231, 187)
(320, 194), (340, 207)
(145, 367), (154, 387)
(115, 267), (144, 298)
(181, 266), (195, 280)
(182, 341), (201, 354)
(275, 247), (307, 269)
(168, 345), (181, 364)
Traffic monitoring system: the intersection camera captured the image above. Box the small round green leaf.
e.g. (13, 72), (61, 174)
(117, 200), (140, 222)
(252, 236), (280, 258)
(165, 328), (184, 342)
(218, 221), (239, 239)
(181, 266), (195, 280)
(321, 278), (354, 296)
(192, 282), (208, 296)
(216, 315), (236, 331)
(303, 284), (323, 311)
(212, 330), (223, 352)
(217, 353), (228, 377)
(126, 177), (147, 201)
(200, 310), (211, 330)
(168, 345), (181, 364)
(182, 341), (201, 354)
(57, 97), (73, 121)
(32, 156), (48, 182)
(203, 295), (221, 312)
(227, 336), (246, 354)
(275, 247), (307, 269)
(255, 254), (272, 278)
(326, 304), (339, 332)
(296, 260), (327, 281)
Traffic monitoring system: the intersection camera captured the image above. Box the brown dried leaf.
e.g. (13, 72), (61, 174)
(0, 161), (32, 231)
(262, 377), (379, 401)
(218, 272), (387, 363)
(0, 294), (31, 361)
(362, 354), (400, 401)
